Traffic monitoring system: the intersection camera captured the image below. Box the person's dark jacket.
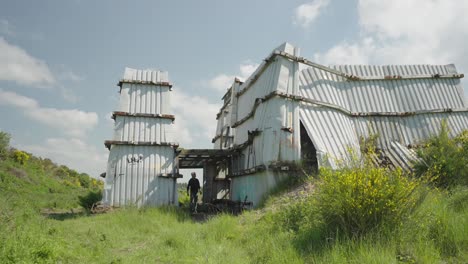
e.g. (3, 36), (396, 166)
(187, 178), (200, 193)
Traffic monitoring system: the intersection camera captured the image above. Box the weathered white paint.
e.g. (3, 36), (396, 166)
(104, 68), (177, 207)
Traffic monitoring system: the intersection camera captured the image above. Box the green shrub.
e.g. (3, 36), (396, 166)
(178, 190), (190, 207)
(317, 165), (419, 237)
(77, 173), (91, 188)
(12, 150), (30, 165)
(414, 121), (467, 188)
(0, 131), (10, 158)
(78, 190), (102, 211)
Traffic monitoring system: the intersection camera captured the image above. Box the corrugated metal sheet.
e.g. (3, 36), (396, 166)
(214, 43), (302, 206)
(300, 65), (465, 113)
(233, 43), (301, 166)
(298, 62), (468, 169)
(104, 68), (177, 207)
(113, 116), (174, 143)
(230, 171), (289, 206)
(118, 83), (171, 115)
(299, 104), (361, 168)
(105, 145), (177, 207)
(122, 67), (169, 83)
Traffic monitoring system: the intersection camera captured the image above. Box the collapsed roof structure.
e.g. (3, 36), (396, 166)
(211, 43), (468, 206)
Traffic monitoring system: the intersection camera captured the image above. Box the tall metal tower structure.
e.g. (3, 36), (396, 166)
(103, 68), (179, 207)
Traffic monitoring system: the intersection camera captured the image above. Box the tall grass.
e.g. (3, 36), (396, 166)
(1, 127), (467, 263)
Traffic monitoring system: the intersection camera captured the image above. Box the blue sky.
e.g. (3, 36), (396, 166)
(1, 0), (467, 180)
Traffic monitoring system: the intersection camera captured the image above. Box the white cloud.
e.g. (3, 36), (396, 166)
(293, 0), (330, 29)
(18, 137), (108, 178)
(314, 0), (468, 71)
(0, 37), (56, 87)
(171, 88), (221, 147)
(0, 89), (98, 137)
(314, 37), (375, 65)
(239, 62), (259, 78)
(208, 74), (234, 93)
(207, 61), (260, 92)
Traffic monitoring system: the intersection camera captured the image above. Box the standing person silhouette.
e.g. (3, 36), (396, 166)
(187, 172), (201, 213)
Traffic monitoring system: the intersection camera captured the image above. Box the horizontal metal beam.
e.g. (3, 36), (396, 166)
(158, 173), (183, 179)
(232, 90), (468, 128)
(118, 79), (173, 88)
(275, 51), (465, 81)
(104, 140), (178, 150)
(112, 111), (175, 121)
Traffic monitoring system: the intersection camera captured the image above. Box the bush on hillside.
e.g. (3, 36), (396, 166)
(12, 150), (30, 165)
(317, 165), (419, 237)
(414, 121), (468, 188)
(0, 131), (10, 159)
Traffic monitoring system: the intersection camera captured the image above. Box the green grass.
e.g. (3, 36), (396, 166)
(1, 131), (467, 263)
(2, 186), (466, 263)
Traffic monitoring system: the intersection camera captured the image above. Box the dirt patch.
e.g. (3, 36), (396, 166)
(7, 167), (31, 182)
(282, 181), (316, 201)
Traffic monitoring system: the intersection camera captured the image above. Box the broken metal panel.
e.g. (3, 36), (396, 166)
(353, 112), (468, 149)
(382, 141), (420, 170)
(299, 104), (361, 168)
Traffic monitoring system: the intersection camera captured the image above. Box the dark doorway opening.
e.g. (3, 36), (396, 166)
(176, 149), (232, 203)
(300, 121), (318, 174)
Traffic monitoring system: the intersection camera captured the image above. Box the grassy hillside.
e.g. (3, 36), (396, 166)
(1, 128), (467, 263)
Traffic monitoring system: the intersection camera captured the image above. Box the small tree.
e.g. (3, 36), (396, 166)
(0, 131), (11, 159)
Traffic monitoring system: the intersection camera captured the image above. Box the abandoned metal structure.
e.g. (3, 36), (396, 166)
(103, 68), (179, 206)
(211, 43), (468, 206)
(103, 43), (468, 208)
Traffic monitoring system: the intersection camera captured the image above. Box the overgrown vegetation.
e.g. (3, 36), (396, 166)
(0, 131), (102, 211)
(414, 121), (468, 188)
(318, 165), (419, 237)
(1, 128), (467, 263)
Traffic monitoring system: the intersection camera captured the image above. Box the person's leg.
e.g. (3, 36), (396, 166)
(191, 191), (198, 213)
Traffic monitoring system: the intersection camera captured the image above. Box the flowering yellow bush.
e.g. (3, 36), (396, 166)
(318, 165), (419, 236)
(12, 150), (30, 165)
